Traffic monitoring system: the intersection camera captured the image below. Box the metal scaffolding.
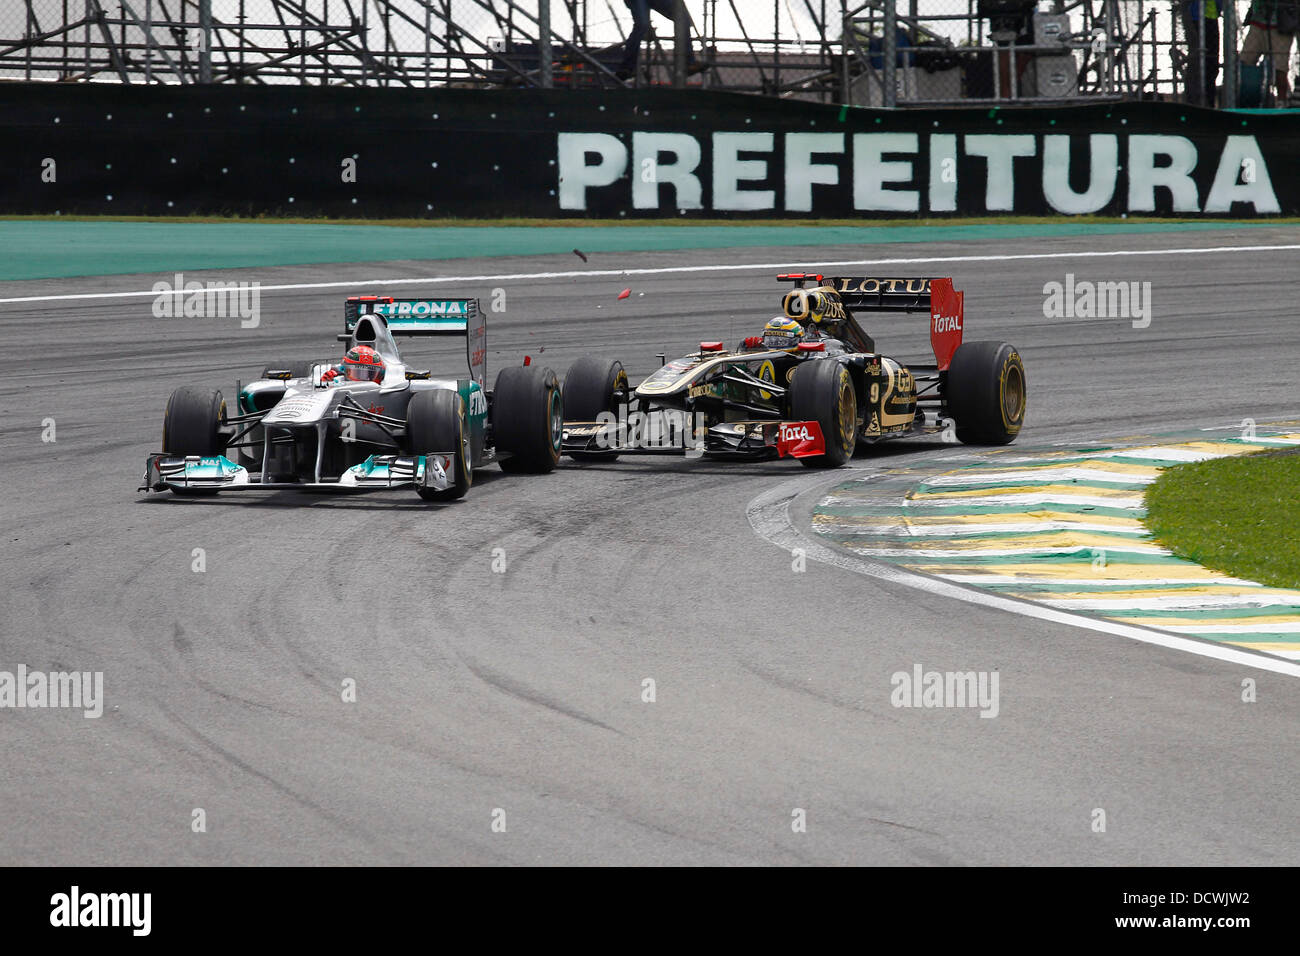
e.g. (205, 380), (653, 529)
(0, 1), (1280, 106)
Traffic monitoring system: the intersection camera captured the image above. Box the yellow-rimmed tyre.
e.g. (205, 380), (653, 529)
(408, 388), (472, 501)
(789, 360), (857, 468)
(563, 356), (628, 462)
(946, 341), (1026, 445)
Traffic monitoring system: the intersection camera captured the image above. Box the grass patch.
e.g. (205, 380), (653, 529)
(1, 214), (1298, 228)
(1145, 448), (1300, 590)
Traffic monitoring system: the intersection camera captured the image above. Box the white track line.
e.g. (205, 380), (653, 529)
(2, 242), (1299, 305)
(747, 469), (1300, 677)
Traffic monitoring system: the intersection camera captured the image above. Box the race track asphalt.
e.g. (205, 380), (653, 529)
(2, 226), (1297, 865)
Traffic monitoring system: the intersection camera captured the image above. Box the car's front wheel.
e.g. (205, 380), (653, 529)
(563, 356), (627, 462)
(788, 360), (857, 468)
(407, 388), (472, 501)
(162, 387), (227, 496)
(163, 387), (226, 457)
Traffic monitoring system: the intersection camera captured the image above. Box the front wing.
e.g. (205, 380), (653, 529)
(139, 453), (455, 495)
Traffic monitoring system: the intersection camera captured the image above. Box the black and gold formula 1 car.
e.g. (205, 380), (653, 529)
(561, 273), (1026, 468)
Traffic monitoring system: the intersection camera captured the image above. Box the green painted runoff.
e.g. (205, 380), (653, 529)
(0, 218), (1286, 281)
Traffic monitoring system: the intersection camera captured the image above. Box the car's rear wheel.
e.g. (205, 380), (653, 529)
(788, 360), (857, 468)
(494, 365), (563, 474)
(407, 389), (472, 501)
(563, 356), (627, 462)
(946, 341), (1026, 445)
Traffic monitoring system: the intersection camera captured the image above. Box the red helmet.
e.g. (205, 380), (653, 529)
(342, 345), (385, 382)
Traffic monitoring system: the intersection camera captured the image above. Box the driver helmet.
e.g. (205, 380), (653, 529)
(761, 317), (804, 349)
(342, 345), (385, 382)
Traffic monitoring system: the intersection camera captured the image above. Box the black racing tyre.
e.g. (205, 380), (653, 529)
(260, 360), (315, 380)
(946, 341), (1026, 445)
(163, 387), (226, 457)
(407, 388), (472, 501)
(563, 356), (627, 462)
(788, 360), (857, 468)
(162, 387), (226, 496)
(494, 365), (563, 474)
(564, 356), (627, 421)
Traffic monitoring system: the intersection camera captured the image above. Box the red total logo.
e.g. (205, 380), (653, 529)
(780, 423), (814, 442)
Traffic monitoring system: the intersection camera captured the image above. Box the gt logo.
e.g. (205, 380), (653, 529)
(817, 294), (847, 322)
(467, 389), (487, 416)
(779, 424), (813, 441)
(933, 313), (962, 333)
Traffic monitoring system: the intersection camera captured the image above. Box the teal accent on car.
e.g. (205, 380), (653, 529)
(349, 455), (388, 478)
(457, 378), (487, 449)
(346, 455), (430, 480)
(186, 456), (242, 476)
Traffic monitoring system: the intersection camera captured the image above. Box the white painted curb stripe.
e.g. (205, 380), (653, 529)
(906, 492), (1146, 508)
(919, 469), (1158, 486)
(1110, 448), (1232, 463)
(1157, 622), (1300, 634)
(1039, 595), (1300, 611)
(937, 574), (1252, 587)
(818, 521), (1151, 536)
(851, 545), (1171, 558)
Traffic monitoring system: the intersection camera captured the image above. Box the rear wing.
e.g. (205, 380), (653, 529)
(344, 296), (487, 386)
(776, 274), (964, 371)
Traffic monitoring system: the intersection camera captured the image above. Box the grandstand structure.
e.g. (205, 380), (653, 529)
(0, 1), (1266, 106)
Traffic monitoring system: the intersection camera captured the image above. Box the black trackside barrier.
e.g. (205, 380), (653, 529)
(2, 83), (1296, 218)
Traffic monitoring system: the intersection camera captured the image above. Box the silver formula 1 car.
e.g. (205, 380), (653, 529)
(140, 295), (563, 501)
(561, 273), (1025, 467)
